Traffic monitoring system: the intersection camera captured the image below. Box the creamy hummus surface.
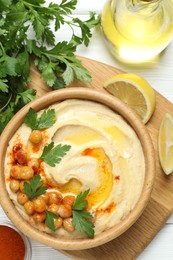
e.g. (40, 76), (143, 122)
(5, 99), (145, 238)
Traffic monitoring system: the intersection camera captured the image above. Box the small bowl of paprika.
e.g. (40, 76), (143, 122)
(0, 221), (32, 260)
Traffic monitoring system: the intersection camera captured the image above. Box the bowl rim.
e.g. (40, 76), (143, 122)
(0, 87), (155, 250)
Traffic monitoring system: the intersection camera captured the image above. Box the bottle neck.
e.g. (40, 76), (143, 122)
(127, 0), (161, 14)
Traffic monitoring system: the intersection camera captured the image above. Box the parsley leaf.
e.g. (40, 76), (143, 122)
(0, 105), (13, 132)
(24, 108), (37, 130)
(24, 108), (56, 130)
(72, 190), (95, 238)
(16, 89), (36, 105)
(0, 79), (8, 93)
(0, 0), (12, 12)
(36, 109), (56, 130)
(72, 190), (89, 210)
(72, 211), (94, 238)
(24, 175), (48, 200)
(40, 142), (71, 167)
(45, 210), (58, 231)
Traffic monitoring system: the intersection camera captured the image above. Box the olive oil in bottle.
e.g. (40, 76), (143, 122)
(101, 0), (173, 63)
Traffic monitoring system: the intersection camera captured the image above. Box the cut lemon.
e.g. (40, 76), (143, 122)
(158, 113), (173, 175)
(103, 73), (156, 124)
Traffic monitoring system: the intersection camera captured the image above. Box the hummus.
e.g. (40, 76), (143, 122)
(5, 99), (145, 238)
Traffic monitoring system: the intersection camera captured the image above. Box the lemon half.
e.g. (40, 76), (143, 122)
(158, 113), (173, 175)
(103, 73), (156, 124)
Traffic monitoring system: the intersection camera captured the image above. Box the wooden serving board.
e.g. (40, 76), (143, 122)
(29, 56), (173, 260)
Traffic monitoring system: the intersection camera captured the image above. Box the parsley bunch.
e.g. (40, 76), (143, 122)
(0, 0), (100, 133)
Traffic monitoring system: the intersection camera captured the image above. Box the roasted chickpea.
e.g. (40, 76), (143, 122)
(33, 197), (46, 213)
(9, 179), (20, 193)
(54, 217), (63, 229)
(14, 148), (27, 165)
(63, 218), (75, 232)
(48, 204), (60, 215)
(19, 180), (25, 192)
(33, 212), (46, 223)
(17, 192), (29, 205)
(62, 195), (75, 206)
(10, 165), (21, 179)
(29, 130), (42, 144)
(24, 200), (35, 215)
(20, 166), (34, 180)
(27, 158), (40, 172)
(58, 204), (72, 218)
(48, 192), (62, 205)
(40, 193), (49, 204)
(19, 180), (29, 192)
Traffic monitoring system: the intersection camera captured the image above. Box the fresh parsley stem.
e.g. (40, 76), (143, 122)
(0, 42), (5, 55)
(23, 1), (45, 10)
(23, 1), (75, 16)
(65, 22), (75, 35)
(0, 94), (12, 112)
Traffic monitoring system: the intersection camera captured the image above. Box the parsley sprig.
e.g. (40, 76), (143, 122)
(0, 0), (100, 133)
(45, 210), (58, 231)
(24, 107), (56, 130)
(72, 190), (95, 238)
(24, 174), (48, 200)
(40, 142), (71, 167)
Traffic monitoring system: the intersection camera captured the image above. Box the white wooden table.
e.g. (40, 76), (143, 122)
(1, 0), (173, 259)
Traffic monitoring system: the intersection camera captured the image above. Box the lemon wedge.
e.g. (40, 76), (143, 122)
(158, 113), (173, 175)
(103, 73), (156, 124)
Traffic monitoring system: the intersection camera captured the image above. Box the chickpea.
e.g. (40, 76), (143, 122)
(63, 218), (75, 233)
(19, 180), (29, 192)
(33, 212), (46, 223)
(20, 166), (34, 180)
(58, 204), (72, 218)
(40, 193), (49, 204)
(17, 192), (29, 205)
(10, 165), (21, 179)
(62, 195), (75, 206)
(27, 158), (40, 172)
(48, 192), (62, 205)
(54, 217), (63, 229)
(29, 130), (42, 144)
(33, 197), (46, 213)
(9, 179), (20, 193)
(19, 180), (25, 192)
(24, 200), (35, 215)
(48, 204), (60, 215)
(14, 148), (27, 165)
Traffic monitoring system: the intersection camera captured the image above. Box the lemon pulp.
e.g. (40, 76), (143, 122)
(104, 73), (156, 124)
(158, 113), (173, 175)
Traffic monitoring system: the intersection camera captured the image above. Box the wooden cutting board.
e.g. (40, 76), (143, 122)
(29, 56), (173, 260)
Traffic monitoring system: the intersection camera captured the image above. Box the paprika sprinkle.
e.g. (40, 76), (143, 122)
(0, 224), (26, 260)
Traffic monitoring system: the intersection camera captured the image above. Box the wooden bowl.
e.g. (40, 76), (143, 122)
(0, 88), (155, 250)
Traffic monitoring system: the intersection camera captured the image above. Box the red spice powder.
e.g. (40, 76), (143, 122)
(115, 175), (120, 181)
(96, 202), (116, 214)
(13, 143), (23, 153)
(0, 225), (25, 260)
(82, 148), (92, 156)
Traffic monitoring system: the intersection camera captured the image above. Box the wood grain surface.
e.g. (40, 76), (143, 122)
(29, 56), (173, 260)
